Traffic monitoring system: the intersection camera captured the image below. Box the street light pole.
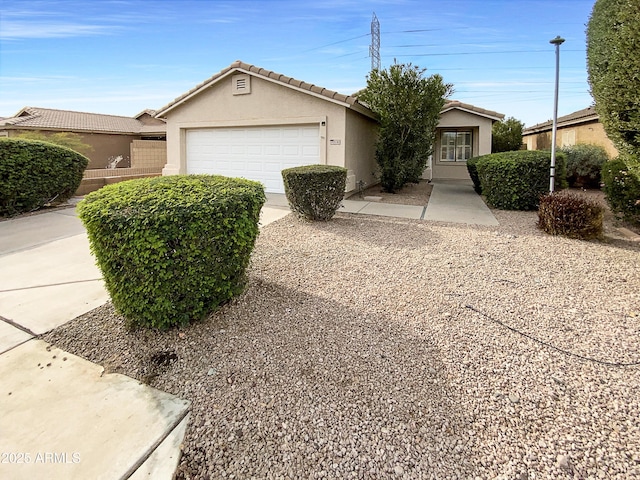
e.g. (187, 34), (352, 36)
(549, 35), (565, 193)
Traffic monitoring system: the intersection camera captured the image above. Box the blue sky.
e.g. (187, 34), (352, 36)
(1, 0), (595, 127)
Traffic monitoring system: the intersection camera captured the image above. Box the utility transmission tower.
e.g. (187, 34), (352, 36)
(369, 12), (380, 71)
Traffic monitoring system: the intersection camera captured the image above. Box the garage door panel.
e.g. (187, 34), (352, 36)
(264, 145), (281, 155)
(186, 125), (320, 193)
(282, 145), (300, 156)
(302, 145), (320, 157)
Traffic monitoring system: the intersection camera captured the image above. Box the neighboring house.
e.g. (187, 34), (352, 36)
(522, 106), (618, 158)
(156, 60), (378, 194)
(425, 100), (504, 182)
(0, 107), (167, 169)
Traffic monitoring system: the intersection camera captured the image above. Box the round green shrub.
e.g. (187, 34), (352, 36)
(538, 191), (604, 240)
(282, 165), (347, 221)
(560, 144), (609, 188)
(0, 138), (89, 216)
(476, 150), (567, 210)
(77, 175), (266, 329)
(601, 156), (640, 226)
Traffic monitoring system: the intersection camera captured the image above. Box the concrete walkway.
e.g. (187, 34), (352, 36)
(423, 181), (499, 226)
(341, 180), (498, 226)
(0, 184), (495, 479)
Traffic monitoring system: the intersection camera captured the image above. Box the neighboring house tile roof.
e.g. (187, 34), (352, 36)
(1, 107), (165, 135)
(523, 106), (598, 134)
(156, 60), (376, 119)
(441, 100), (504, 121)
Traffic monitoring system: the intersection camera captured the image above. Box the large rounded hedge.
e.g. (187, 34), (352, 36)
(587, 0), (640, 160)
(0, 138), (88, 216)
(475, 150), (567, 210)
(77, 175), (266, 329)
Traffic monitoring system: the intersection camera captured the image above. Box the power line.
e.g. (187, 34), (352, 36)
(300, 33), (370, 53)
(387, 49), (582, 57)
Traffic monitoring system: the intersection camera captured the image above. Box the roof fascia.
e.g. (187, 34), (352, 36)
(441, 105), (503, 122)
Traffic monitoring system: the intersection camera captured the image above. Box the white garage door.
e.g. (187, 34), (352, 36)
(186, 125), (320, 193)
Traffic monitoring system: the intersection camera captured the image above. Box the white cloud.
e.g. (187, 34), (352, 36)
(0, 21), (117, 40)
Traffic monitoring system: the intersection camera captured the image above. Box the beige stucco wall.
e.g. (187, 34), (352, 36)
(430, 109), (494, 182)
(344, 109), (378, 191)
(130, 139), (167, 169)
(160, 73), (377, 192)
(524, 120), (618, 158)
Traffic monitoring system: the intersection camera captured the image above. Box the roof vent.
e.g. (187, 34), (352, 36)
(232, 74), (251, 95)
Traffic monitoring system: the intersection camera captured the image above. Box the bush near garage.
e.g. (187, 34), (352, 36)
(560, 144), (609, 188)
(282, 165), (347, 221)
(0, 138), (88, 216)
(77, 175), (265, 329)
(601, 156), (640, 226)
(538, 191), (604, 240)
(475, 150), (567, 210)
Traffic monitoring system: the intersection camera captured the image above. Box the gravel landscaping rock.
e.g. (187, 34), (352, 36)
(348, 179), (432, 206)
(42, 209), (640, 479)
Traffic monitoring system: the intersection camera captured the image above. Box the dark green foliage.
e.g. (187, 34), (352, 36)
(357, 62), (453, 192)
(560, 144), (609, 188)
(282, 165), (347, 221)
(587, 0), (640, 164)
(475, 150), (567, 210)
(466, 156), (482, 194)
(77, 175), (265, 329)
(601, 157), (640, 225)
(491, 117), (524, 153)
(0, 138), (88, 216)
(538, 191), (604, 239)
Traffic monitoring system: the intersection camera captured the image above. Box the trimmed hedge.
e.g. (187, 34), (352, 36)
(475, 150), (567, 210)
(466, 156), (482, 194)
(282, 165), (347, 221)
(601, 157), (640, 225)
(587, 0), (640, 159)
(0, 138), (88, 216)
(560, 144), (609, 188)
(77, 175), (265, 329)
(538, 191), (604, 239)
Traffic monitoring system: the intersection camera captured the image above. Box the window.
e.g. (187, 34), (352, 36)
(561, 129), (576, 147)
(440, 130), (472, 162)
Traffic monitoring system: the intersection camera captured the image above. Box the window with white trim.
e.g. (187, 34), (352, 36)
(440, 130), (472, 162)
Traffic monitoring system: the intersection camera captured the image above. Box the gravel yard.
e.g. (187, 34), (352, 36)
(42, 207), (640, 479)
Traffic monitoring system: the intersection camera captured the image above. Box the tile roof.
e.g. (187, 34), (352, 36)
(155, 61), (505, 125)
(156, 60), (376, 119)
(1, 107), (165, 134)
(523, 106), (598, 134)
(441, 100), (504, 121)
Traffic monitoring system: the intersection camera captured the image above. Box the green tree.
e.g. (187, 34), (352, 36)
(587, 0), (640, 167)
(491, 117), (524, 153)
(358, 62), (453, 192)
(15, 131), (94, 156)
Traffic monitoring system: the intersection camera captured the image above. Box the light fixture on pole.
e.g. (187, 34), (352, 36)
(549, 35), (565, 193)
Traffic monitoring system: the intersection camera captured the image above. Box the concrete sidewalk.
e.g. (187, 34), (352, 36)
(0, 185), (495, 479)
(424, 181), (499, 226)
(0, 202), (290, 480)
(340, 180), (498, 226)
